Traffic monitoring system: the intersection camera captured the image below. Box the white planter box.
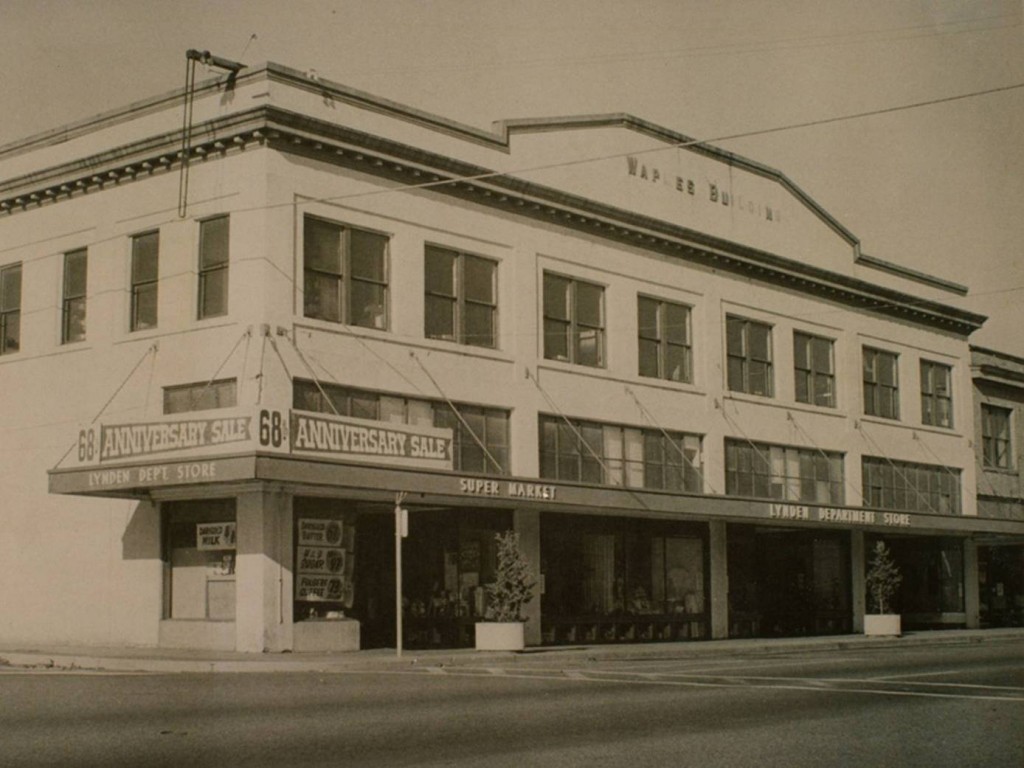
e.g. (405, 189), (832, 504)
(864, 614), (901, 637)
(475, 622), (525, 651)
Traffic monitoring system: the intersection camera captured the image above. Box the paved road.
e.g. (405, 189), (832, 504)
(2, 642), (1021, 767)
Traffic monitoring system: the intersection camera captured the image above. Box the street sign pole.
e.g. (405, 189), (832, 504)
(395, 493), (408, 658)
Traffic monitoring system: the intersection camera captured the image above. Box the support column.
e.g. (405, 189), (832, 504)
(709, 521), (729, 639)
(514, 508), (542, 646)
(851, 530), (866, 634)
(235, 487), (289, 652)
(964, 538), (980, 629)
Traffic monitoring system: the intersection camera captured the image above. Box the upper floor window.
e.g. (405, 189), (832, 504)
(920, 360), (953, 428)
(425, 246), (497, 348)
(726, 315), (772, 396)
(725, 438), (844, 504)
(862, 456), (961, 515)
(62, 249), (87, 344)
(543, 272), (604, 367)
(293, 380), (509, 474)
(794, 331), (835, 407)
(538, 414), (702, 492)
(304, 216), (389, 330)
(981, 404), (1012, 469)
(164, 378), (237, 414)
(130, 231), (159, 331)
(638, 296), (692, 383)
(863, 347), (899, 419)
(0, 263), (22, 355)
(198, 216), (229, 319)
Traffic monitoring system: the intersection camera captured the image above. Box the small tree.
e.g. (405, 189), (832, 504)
(484, 530), (536, 622)
(866, 540), (902, 615)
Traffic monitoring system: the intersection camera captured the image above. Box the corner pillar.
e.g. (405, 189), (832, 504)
(235, 488), (289, 652)
(514, 508), (542, 646)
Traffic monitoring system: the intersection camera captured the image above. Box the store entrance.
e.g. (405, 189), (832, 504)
(727, 525), (852, 638)
(979, 544), (1024, 627)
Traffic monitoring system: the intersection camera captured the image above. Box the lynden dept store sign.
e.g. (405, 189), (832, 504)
(50, 407), (454, 493)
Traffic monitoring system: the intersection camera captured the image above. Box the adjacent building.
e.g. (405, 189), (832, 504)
(1, 61), (1020, 652)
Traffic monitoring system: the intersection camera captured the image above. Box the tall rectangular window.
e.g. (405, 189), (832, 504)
(981, 404), (1012, 469)
(424, 246), (497, 348)
(863, 347), (899, 419)
(164, 379), (237, 414)
(543, 272), (605, 367)
(725, 439), (844, 504)
(862, 456), (961, 515)
(920, 360), (953, 428)
(794, 331), (835, 407)
(62, 249), (87, 344)
(0, 263), (21, 355)
(304, 216), (389, 330)
(638, 296), (692, 383)
(726, 315), (773, 396)
(198, 216), (229, 319)
(130, 231), (159, 331)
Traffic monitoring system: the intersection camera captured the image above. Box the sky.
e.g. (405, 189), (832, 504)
(1, 0), (1022, 353)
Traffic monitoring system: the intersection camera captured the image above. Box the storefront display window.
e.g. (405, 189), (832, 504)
(293, 500), (357, 621)
(163, 499), (236, 621)
(879, 536), (965, 621)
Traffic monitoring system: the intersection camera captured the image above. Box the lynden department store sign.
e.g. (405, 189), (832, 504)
(49, 407), (454, 494)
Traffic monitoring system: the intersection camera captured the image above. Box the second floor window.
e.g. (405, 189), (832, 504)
(198, 216), (229, 319)
(862, 456), (961, 515)
(863, 347), (899, 419)
(425, 246), (497, 348)
(130, 231), (159, 331)
(726, 315), (772, 396)
(164, 379), (237, 414)
(794, 331), (835, 407)
(0, 263), (21, 355)
(638, 296), (692, 383)
(543, 272), (605, 367)
(725, 439), (844, 504)
(920, 360), (953, 428)
(304, 217), (389, 330)
(981, 404), (1012, 469)
(62, 249), (87, 344)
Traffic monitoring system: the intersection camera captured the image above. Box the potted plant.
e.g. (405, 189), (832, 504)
(864, 540), (903, 636)
(475, 530), (536, 651)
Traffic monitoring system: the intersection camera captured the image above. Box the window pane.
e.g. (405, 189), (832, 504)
(638, 338), (659, 378)
(463, 255), (495, 304)
(811, 337), (832, 373)
(3, 313), (19, 353)
(304, 272), (341, 322)
(878, 352), (896, 386)
(794, 333), (809, 369)
(575, 282), (603, 328)
(543, 274), (569, 320)
(814, 373), (834, 407)
(349, 230), (388, 282)
(727, 357), (745, 392)
(133, 284), (158, 331)
(425, 247), (455, 296)
(425, 294), (456, 340)
(1, 265), (21, 311)
(638, 297), (658, 340)
(65, 250), (87, 297)
(665, 303), (688, 345)
(795, 370), (810, 404)
(748, 322), (771, 360)
(199, 217), (229, 268)
(464, 302), (495, 347)
(132, 233), (159, 283)
(200, 267), (228, 318)
(726, 317), (744, 356)
(544, 318), (570, 361)
(351, 280), (386, 329)
(576, 327), (602, 367)
(305, 218), (342, 274)
(665, 344), (689, 383)
(748, 360), (770, 396)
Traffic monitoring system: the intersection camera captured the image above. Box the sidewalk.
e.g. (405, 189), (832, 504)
(2, 628), (1022, 674)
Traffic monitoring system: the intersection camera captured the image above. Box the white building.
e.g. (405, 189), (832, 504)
(0, 60), (1017, 652)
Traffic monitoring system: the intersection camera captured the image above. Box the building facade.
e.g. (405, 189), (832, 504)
(1, 62), (1019, 652)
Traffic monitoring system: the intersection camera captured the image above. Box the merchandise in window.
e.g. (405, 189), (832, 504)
(920, 360), (953, 428)
(862, 456), (961, 515)
(538, 414), (702, 492)
(0, 262), (21, 355)
(981, 404), (1012, 469)
(304, 216), (389, 329)
(130, 231), (159, 331)
(293, 380), (510, 474)
(164, 379), (238, 414)
(794, 332), (835, 407)
(425, 246), (497, 348)
(62, 249), (87, 344)
(543, 272), (605, 367)
(726, 315), (773, 396)
(725, 439), (844, 504)
(863, 347), (899, 419)
(198, 216), (229, 319)
(638, 296), (692, 383)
